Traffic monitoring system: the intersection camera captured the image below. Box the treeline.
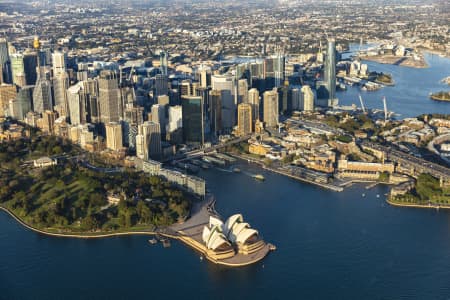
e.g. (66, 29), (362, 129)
(0, 136), (191, 232)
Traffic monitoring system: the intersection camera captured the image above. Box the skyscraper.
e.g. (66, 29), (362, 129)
(263, 88), (279, 128)
(238, 79), (248, 104)
(289, 87), (302, 111)
(67, 82), (86, 125)
(136, 121), (162, 160)
(15, 85), (33, 119)
(0, 38), (11, 84)
(324, 39), (338, 107)
(98, 70), (121, 124)
(154, 74), (168, 96)
(53, 71), (70, 116)
(105, 122), (123, 151)
(52, 51), (67, 76)
(237, 103), (252, 136)
(151, 104), (167, 138)
(23, 51), (38, 85)
(248, 88), (260, 125)
(211, 74), (235, 131)
(32, 70), (53, 114)
(0, 84), (17, 118)
(209, 89), (222, 138)
(10, 53), (26, 87)
(182, 95), (204, 145)
(301, 85), (315, 112)
(159, 51), (168, 76)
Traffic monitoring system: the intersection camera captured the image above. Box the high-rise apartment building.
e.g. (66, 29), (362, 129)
(263, 88), (279, 128)
(237, 103), (252, 136)
(98, 70), (121, 124)
(136, 121), (162, 160)
(105, 122), (123, 151)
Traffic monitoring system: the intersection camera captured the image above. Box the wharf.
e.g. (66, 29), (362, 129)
(228, 153), (344, 192)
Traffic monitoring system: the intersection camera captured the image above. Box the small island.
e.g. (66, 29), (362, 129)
(430, 91), (450, 102)
(374, 72), (395, 86)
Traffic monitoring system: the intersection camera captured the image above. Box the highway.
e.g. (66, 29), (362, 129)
(361, 141), (450, 180)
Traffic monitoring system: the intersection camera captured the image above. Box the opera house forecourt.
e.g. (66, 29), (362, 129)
(175, 210), (273, 267)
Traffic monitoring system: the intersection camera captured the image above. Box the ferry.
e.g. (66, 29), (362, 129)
(253, 174), (265, 181)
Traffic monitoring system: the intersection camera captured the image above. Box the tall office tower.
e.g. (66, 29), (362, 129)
(10, 53), (26, 87)
(273, 53), (285, 88)
(181, 95), (204, 145)
(98, 70), (121, 124)
(0, 84), (18, 118)
(136, 121), (162, 160)
(248, 88), (260, 124)
(237, 103), (252, 136)
(33, 70), (53, 114)
(301, 85), (315, 112)
(9, 98), (23, 120)
(191, 82), (200, 96)
(209, 90), (222, 138)
(82, 79), (100, 123)
(324, 39), (338, 107)
(67, 82), (86, 125)
(166, 105), (182, 144)
(278, 85), (289, 115)
(38, 49), (51, 66)
(238, 79), (248, 104)
(159, 51), (168, 76)
(40, 110), (57, 134)
(15, 85), (33, 118)
(23, 51), (38, 85)
(250, 61), (264, 79)
(264, 54), (285, 89)
(121, 86), (135, 106)
(167, 105), (182, 133)
(263, 88), (279, 128)
(52, 51), (66, 76)
(53, 71), (70, 116)
(169, 89), (180, 105)
(154, 74), (168, 96)
(211, 74), (234, 92)
(289, 87), (302, 111)
(124, 106), (144, 126)
(211, 74), (235, 131)
(105, 122), (123, 151)
(0, 38), (11, 84)
(151, 104), (167, 137)
(198, 65), (211, 88)
(180, 80), (191, 96)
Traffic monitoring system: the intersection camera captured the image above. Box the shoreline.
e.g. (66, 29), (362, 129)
(386, 199), (450, 210)
(0, 199), (272, 267)
(0, 206), (170, 239)
(227, 152), (344, 192)
(359, 55), (428, 69)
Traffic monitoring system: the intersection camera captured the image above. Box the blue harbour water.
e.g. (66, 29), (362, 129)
(1, 55), (450, 299)
(338, 45), (450, 118)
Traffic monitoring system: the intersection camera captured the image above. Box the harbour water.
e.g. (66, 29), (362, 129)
(2, 162), (450, 299)
(339, 45), (450, 118)
(1, 54), (450, 299)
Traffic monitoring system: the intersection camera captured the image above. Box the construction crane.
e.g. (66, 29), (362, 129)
(382, 96), (388, 123)
(358, 94), (366, 113)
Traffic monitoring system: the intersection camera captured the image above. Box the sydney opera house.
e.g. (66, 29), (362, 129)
(201, 214), (267, 261)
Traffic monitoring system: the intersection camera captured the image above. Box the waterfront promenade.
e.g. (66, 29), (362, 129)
(228, 153), (344, 192)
